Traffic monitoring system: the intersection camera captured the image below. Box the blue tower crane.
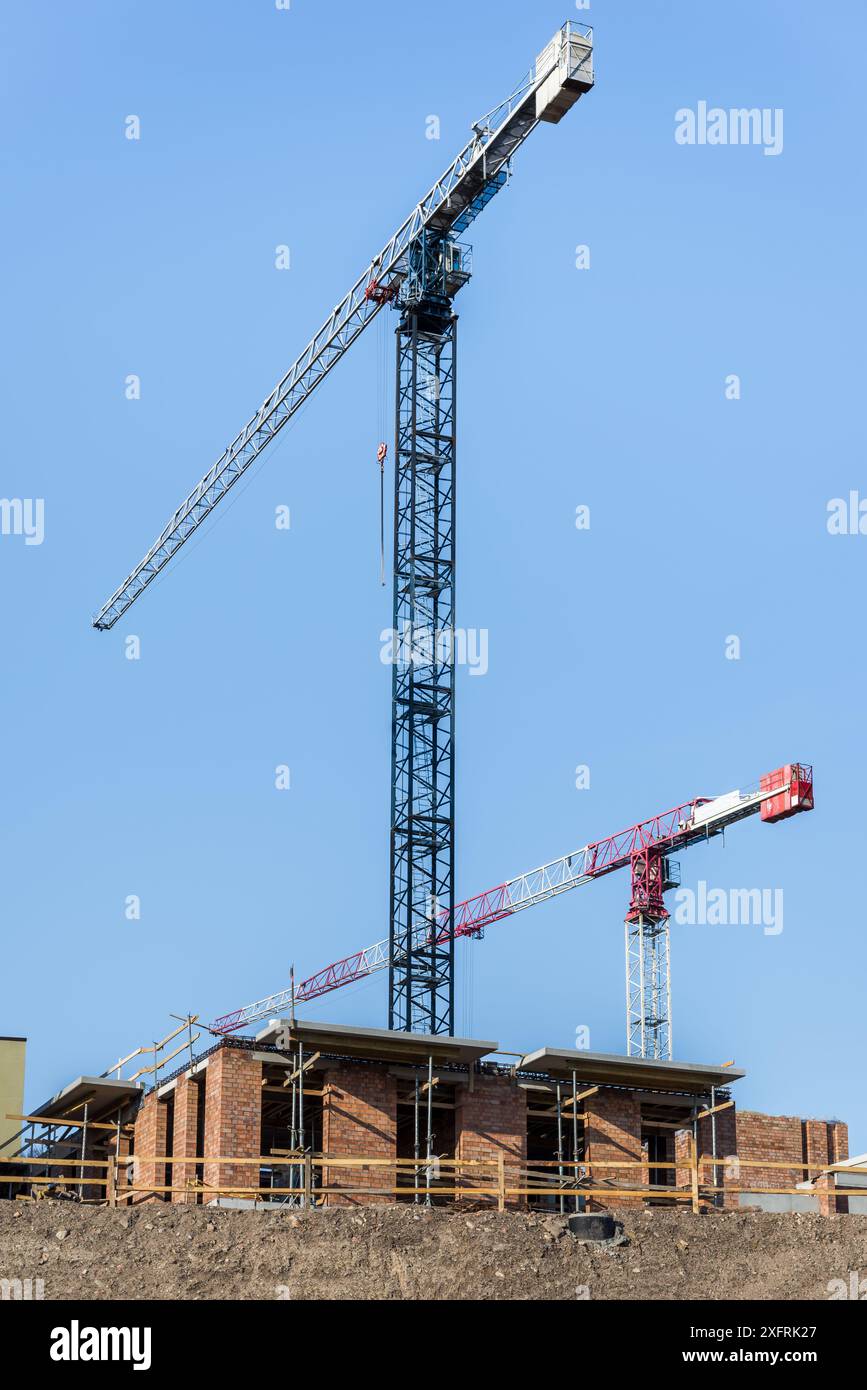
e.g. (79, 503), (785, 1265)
(93, 23), (595, 1036)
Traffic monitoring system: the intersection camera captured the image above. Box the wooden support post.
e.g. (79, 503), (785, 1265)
(303, 1154), (312, 1209)
(497, 1152), (505, 1213)
(690, 1132), (700, 1214)
(106, 1155), (117, 1207)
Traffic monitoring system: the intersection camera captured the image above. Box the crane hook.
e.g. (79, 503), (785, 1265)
(377, 443), (387, 586)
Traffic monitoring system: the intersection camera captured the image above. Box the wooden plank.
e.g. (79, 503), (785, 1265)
(261, 1085), (326, 1098)
(129, 1035), (200, 1082)
(521, 1158), (677, 1170)
(118, 1154), (499, 1168)
(702, 1184), (867, 1197)
(644, 1100), (735, 1131)
(697, 1156), (853, 1173)
(693, 1099), (735, 1122)
(283, 1051), (321, 1086)
(0, 1156), (110, 1168)
(4, 1174), (108, 1187)
(561, 1085), (599, 1111)
(397, 1096), (455, 1110)
(528, 1109), (586, 1123)
(6, 1113), (134, 1133)
(120, 1183), (698, 1200)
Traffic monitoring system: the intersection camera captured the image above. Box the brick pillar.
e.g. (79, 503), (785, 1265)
(171, 1073), (201, 1205)
(584, 1091), (643, 1211)
(827, 1121), (849, 1215)
(132, 1092), (169, 1201)
(806, 1119), (849, 1215)
(813, 1172), (844, 1217)
(831, 1121), (849, 1164)
(454, 1073), (526, 1208)
(203, 1046), (262, 1201)
(321, 1065), (397, 1206)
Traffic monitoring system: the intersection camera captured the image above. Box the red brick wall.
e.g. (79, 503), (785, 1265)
(734, 1111), (848, 1213)
(584, 1091), (643, 1210)
(132, 1091), (169, 1201)
(171, 1073), (200, 1204)
(454, 1073), (526, 1207)
(805, 1120), (849, 1215)
(321, 1065), (397, 1205)
(203, 1046), (262, 1200)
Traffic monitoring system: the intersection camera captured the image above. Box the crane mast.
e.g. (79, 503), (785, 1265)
(389, 286), (458, 1033)
(386, 26), (594, 1032)
(93, 23), (595, 1039)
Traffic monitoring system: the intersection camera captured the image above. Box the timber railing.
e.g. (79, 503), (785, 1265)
(5, 1147), (865, 1213)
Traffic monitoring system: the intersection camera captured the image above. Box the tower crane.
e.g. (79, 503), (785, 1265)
(210, 763), (814, 1059)
(93, 23), (595, 1037)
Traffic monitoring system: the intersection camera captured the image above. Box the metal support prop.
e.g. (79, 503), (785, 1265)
(710, 1084), (720, 1209)
(388, 301), (457, 1034)
(556, 1082), (565, 1215)
(78, 1101), (89, 1200)
(413, 1076), (421, 1205)
(289, 1053), (298, 1203)
(425, 1056), (434, 1207)
(298, 1042), (306, 1208)
(572, 1070), (580, 1214)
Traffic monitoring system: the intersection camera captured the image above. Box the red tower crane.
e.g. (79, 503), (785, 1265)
(211, 763), (814, 1058)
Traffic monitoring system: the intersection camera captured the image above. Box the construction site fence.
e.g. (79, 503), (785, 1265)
(4, 1150), (866, 1213)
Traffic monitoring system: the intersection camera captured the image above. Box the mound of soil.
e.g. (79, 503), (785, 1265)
(1, 1202), (865, 1301)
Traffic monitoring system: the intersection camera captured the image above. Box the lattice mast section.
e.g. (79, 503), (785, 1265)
(389, 269), (458, 1033)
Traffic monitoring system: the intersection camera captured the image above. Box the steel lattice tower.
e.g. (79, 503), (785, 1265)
(388, 285), (458, 1034)
(625, 849), (675, 1059)
(90, 23), (597, 1040)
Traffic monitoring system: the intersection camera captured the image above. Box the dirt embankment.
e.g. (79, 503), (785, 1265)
(1, 1203), (865, 1301)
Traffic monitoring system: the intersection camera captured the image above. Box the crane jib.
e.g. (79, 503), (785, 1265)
(210, 763), (813, 1035)
(92, 22), (593, 630)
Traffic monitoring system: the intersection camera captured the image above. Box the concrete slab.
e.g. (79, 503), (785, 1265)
(518, 1049), (745, 1095)
(256, 1018), (498, 1068)
(29, 1075), (143, 1124)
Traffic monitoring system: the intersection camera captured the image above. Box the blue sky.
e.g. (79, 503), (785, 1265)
(2, 1), (865, 1148)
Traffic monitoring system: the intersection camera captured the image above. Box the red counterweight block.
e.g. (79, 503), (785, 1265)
(760, 763), (814, 823)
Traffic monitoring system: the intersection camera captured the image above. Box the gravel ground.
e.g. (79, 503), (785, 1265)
(2, 1202), (865, 1301)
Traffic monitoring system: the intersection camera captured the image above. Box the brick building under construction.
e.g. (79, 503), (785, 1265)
(4, 1021), (855, 1215)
